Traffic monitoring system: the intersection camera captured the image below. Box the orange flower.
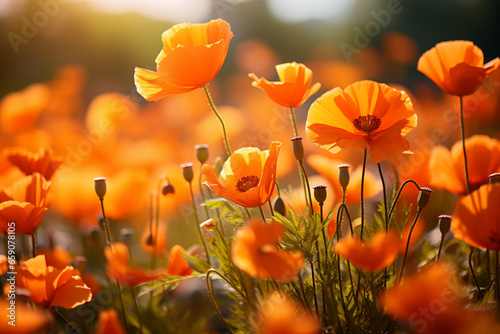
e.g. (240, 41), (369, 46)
(134, 19), (233, 100)
(0, 201), (47, 234)
(429, 135), (500, 195)
(0, 300), (51, 333)
(418, 40), (500, 96)
(0, 172), (51, 207)
(232, 219), (304, 282)
(39, 247), (72, 269)
(256, 292), (320, 334)
(306, 80), (417, 163)
(166, 244), (194, 276)
(307, 155), (382, 205)
(4, 147), (61, 180)
(202, 142), (281, 207)
(104, 242), (167, 286)
(334, 229), (400, 271)
(16, 255), (92, 309)
(95, 309), (127, 334)
(249, 62), (321, 108)
(452, 183), (500, 250)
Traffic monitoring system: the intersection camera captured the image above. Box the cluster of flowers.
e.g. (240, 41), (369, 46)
(1, 17), (500, 334)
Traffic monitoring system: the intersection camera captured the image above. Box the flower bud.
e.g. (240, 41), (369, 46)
(489, 173), (500, 184)
(313, 185), (327, 205)
(162, 180), (175, 196)
(273, 196), (286, 216)
(417, 187), (432, 210)
(181, 163), (194, 182)
(94, 177), (107, 200)
(200, 218), (217, 243)
(338, 164), (350, 190)
(291, 136), (304, 161)
(438, 215), (452, 235)
(195, 144), (210, 164)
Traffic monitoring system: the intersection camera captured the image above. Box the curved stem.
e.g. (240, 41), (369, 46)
(204, 85), (231, 157)
(399, 209), (422, 281)
(359, 148), (367, 241)
(387, 179), (422, 223)
(469, 247), (483, 299)
(378, 163), (389, 289)
(459, 96), (471, 194)
(189, 182), (211, 267)
(259, 206), (266, 221)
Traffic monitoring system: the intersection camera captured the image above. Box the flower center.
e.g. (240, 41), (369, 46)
(236, 175), (260, 192)
(353, 115), (381, 133)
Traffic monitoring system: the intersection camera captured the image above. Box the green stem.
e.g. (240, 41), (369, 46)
(309, 260), (319, 315)
(399, 209), (422, 281)
(436, 234), (445, 262)
(378, 163), (389, 289)
(199, 165), (210, 219)
(469, 247), (483, 299)
(299, 161), (314, 215)
(31, 232), (37, 258)
(204, 85), (231, 157)
(130, 286), (144, 334)
(459, 96), (471, 194)
(189, 182), (211, 267)
(259, 206), (266, 221)
(290, 107), (299, 137)
(387, 179), (422, 223)
(99, 199), (112, 246)
(359, 148), (367, 241)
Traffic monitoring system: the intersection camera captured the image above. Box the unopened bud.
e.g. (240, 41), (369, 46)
(313, 185), (327, 204)
(273, 196), (286, 216)
(195, 144), (210, 164)
(291, 137), (304, 161)
(489, 173), (500, 184)
(181, 163), (194, 182)
(417, 187), (432, 209)
(200, 218), (217, 243)
(162, 180), (175, 196)
(120, 228), (134, 245)
(438, 215), (451, 235)
(94, 177), (107, 200)
(338, 164), (350, 190)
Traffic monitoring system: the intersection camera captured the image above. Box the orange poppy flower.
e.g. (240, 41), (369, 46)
(134, 19), (233, 101)
(166, 244), (194, 276)
(104, 242), (167, 286)
(334, 229), (400, 271)
(39, 247), (72, 269)
(95, 309), (127, 334)
(0, 172), (51, 208)
(249, 62), (321, 108)
(418, 40), (500, 96)
(0, 201), (47, 235)
(429, 135), (500, 195)
(202, 141), (281, 207)
(231, 219), (304, 282)
(0, 300), (51, 333)
(306, 80), (417, 163)
(452, 183), (500, 250)
(16, 255), (92, 309)
(307, 155), (382, 205)
(4, 147), (61, 180)
(256, 292), (321, 334)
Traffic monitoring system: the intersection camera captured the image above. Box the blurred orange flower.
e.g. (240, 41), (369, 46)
(418, 40), (500, 96)
(202, 142), (281, 207)
(249, 62), (321, 108)
(0, 300), (51, 333)
(256, 292), (320, 334)
(166, 244), (194, 276)
(104, 242), (166, 286)
(334, 229), (400, 271)
(134, 19), (233, 100)
(307, 155), (382, 205)
(306, 80), (417, 163)
(4, 147), (61, 180)
(39, 247), (72, 269)
(95, 309), (127, 334)
(232, 219), (304, 282)
(429, 135), (500, 195)
(16, 255), (92, 309)
(0, 172), (51, 207)
(452, 183), (500, 250)
(0, 201), (47, 234)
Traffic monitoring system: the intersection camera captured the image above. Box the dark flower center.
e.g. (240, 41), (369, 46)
(353, 115), (381, 133)
(236, 175), (260, 192)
